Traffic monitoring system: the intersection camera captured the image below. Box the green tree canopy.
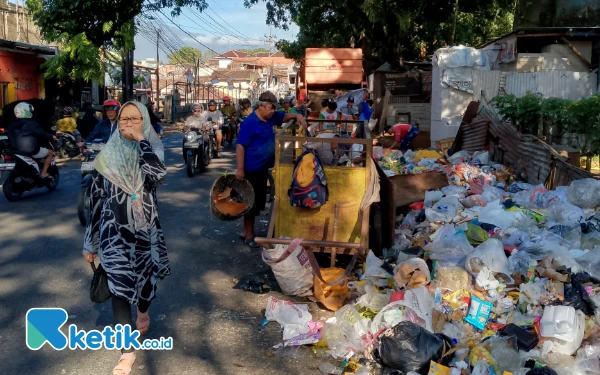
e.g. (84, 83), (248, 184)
(238, 47), (270, 55)
(167, 46), (203, 65)
(244, 0), (514, 69)
(26, 0), (209, 82)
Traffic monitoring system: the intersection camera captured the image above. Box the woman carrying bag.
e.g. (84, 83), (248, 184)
(82, 101), (171, 375)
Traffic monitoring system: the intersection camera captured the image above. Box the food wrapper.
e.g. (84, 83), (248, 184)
(428, 361), (451, 375)
(464, 296), (493, 330)
(442, 289), (471, 315)
(469, 346), (495, 368)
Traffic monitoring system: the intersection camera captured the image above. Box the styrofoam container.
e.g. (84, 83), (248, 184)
(540, 305), (577, 342)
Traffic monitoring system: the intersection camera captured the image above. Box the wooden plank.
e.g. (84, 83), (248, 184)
(254, 237), (362, 249)
(390, 171), (449, 207)
(559, 37), (592, 68)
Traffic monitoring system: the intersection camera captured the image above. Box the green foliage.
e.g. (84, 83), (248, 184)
(491, 94), (600, 154)
(244, 0), (515, 66)
(167, 46), (203, 65)
(238, 48), (270, 55)
(491, 93), (542, 135)
(26, 0), (208, 82)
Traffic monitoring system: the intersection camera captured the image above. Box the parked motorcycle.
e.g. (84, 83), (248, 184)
(182, 121), (212, 178)
(0, 126), (15, 181)
(55, 129), (83, 159)
(2, 142), (59, 201)
(77, 139), (104, 226)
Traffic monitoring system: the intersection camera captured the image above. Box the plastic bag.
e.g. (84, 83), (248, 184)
(478, 201), (519, 230)
(314, 268), (350, 311)
(425, 190), (444, 208)
(467, 223), (489, 245)
(441, 186), (467, 199)
(465, 238), (513, 282)
(488, 335), (522, 375)
(365, 250), (392, 279)
(448, 150), (471, 165)
(472, 151), (490, 166)
(402, 210), (420, 229)
(262, 238), (313, 296)
(501, 230), (532, 248)
(567, 178), (600, 209)
(427, 228), (474, 267)
(322, 305), (370, 359)
(431, 266), (470, 291)
(426, 196), (463, 223)
(372, 287), (434, 334)
(394, 258), (431, 289)
(356, 288), (394, 313)
(563, 273), (598, 316)
(377, 321), (452, 374)
(572, 247), (600, 279)
(461, 195), (487, 208)
(508, 250), (534, 275)
(548, 202), (585, 226)
(481, 184), (505, 203)
(264, 296), (312, 340)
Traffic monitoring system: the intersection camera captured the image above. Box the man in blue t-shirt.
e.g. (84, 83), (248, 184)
(236, 91), (307, 248)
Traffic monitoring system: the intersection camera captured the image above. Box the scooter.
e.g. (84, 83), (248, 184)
(77, 139), (104, 226)
(0, 126), (15, 181)
(205, 116), (220, 159)
(182, 122), (211, 177)
(55, 129), (83, 158)
(222, 115), (237, 146)
(2, 142), (59, 201)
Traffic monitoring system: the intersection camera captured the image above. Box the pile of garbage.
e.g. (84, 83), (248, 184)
(261, 149), (600, 375)
(375, 148), (449, 177)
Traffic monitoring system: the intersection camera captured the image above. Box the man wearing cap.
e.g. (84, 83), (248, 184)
(339, 96), (359, 135)
(277, 98), (297, 114)
(235, 91), (307, 249)
(202, 100), (224, 150)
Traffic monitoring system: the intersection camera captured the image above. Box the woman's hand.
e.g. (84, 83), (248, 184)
(121, 126), (145, 142)
(83, 252), (96, 263)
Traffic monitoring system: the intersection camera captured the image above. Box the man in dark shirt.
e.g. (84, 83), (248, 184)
(80, 99), (121, 144)
(235, 91), (307, 248)
(7, 102), (56, 179)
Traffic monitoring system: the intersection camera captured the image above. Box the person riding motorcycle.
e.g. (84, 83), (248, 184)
(7, 102), (56, 179)
(184, 103), (204, 129)
(237, 98), (253, 118)
(78, 99), (121, 145)
(202, 100), (224, 150)
(56, 106), (78, 133)
(220, 96), (237, 117)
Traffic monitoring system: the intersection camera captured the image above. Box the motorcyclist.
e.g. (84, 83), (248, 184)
(78, 99), (121, 145)
(57, 106), (78, 133)
(7, 102), (56, 179)
(220, 96), (238, 141)
(145, 102), (163, 138)
(184, 103), (204, 129)
(202, 100), (224, 150)
(237, 98), (253, 118)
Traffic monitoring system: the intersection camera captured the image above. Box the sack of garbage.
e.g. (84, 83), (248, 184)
(425, 196), (463, 223)
(567, 178), (600, 209)
(393, 258), (431, 289)
(548, 202), (585, 226)
(377, 321), (452, 374)
(262, 238), (313, 296)
(427, 226), (474, 267)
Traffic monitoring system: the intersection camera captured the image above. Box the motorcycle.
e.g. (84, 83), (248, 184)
(77, 139), (104, 226)
(206, 116), (220, 159)
(2, 142), (59, 201)
(55, 129), (83, 159)
(222, 115), (238, 146)
(182, 122), (212, 178)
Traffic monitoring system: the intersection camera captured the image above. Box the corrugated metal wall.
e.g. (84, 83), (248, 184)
(505, 72), (597, 100)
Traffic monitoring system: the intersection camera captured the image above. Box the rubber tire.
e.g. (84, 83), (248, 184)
(197, 153), (206, 173)
(57, 147), (68, 159)
(212, 144), (219, 158)
(186, 156), (195, 177)
(77, 187), (88, 226)
(46, 166), (59, 191)
(2, 172), (22, 202)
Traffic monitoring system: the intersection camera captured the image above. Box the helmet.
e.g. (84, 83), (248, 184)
(191, 103), (202, 111)
(222, 96), (231, 102)
(208, 100), (217, 107)
(347, 96), (355, 103)
(63, 106), (72, 116)
(14, 102), (33, 119)
(103, 99), (121, 110)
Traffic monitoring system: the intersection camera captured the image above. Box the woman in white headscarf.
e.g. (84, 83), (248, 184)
(82, 101), (170, 375)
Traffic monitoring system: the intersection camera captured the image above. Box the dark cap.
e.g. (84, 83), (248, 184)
(347, 96), (355, 103)
(259, 91), (278, 104)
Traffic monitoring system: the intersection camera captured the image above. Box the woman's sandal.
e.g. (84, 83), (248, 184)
(113, 352), (136, 375)
(136, 308), (150, 335)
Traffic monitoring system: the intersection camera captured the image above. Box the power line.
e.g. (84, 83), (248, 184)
(206, 5), (250, 41)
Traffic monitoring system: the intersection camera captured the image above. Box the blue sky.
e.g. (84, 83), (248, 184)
(134, 0), (296, 61)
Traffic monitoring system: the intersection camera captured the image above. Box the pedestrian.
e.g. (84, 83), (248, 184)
(236, 91), (307, 248)
(82, 101), (170, 375)
(384, 123), (419, 151)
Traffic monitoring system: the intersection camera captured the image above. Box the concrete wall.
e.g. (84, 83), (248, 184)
(386, 103), (431, 131)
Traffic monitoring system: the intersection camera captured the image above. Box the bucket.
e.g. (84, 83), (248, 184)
(210, 175), (255, 221)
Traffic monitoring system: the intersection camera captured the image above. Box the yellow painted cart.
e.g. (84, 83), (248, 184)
(255, 119), (373, 266)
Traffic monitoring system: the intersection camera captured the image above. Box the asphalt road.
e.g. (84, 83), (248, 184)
(0, 134), (332, 375)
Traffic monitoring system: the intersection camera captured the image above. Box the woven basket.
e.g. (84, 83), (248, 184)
(210, 175), (255, 221)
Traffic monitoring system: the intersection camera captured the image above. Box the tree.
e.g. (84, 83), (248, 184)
(238, 47), (270, 55)
(244, 0), (514, 69)
(168, 46), (203, 65)
(26, 0), (209, 82)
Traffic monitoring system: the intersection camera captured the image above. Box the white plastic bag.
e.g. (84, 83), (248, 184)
(426, 227), (474, 267)
(264, 296), (312, 341)
(472, 151), (490, 165)
(567, 178), (600, 209)
(370, 287), (434, 334)
(441, 185), (467, 199)
(426, 196), (463, 223)
(322, 305), (370, 359)
(425, 190), (444, 207)
(262, 238), (313, 296)
(465, 238), (513, 282)
(548, 202), (585, 226)
(365, 250), (392, 279)
(478, 200), (518, 230)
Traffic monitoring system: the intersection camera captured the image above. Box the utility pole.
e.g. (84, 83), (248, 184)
(264, 27), (277, 90)
(156, 29), (161, 112)
(122, 50), (134, 102)
(450, 0), (459, 46)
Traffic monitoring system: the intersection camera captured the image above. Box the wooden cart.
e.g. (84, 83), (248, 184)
(255, 119), (373, 266)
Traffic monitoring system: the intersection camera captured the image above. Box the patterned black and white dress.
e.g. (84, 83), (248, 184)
(83, 140), (171, 305)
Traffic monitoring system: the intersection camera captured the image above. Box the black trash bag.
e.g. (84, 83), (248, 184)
(564, 273), (599, 316)
(502, 199), (516, 209)
(479, 223), (498, 232)
(526, 367), (558, 375)
(416, 210), (426, 223)
(377, 321), (452, 374)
